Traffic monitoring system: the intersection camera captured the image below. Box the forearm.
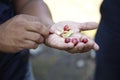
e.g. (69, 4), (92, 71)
(13, 0), (54, 27)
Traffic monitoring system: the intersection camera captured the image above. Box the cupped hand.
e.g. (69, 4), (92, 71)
(45, 21), (99, 53)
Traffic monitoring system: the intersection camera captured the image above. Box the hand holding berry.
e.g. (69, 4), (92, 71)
(45, 21), (99, 53)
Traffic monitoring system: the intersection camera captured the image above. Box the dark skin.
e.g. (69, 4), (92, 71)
(12, 0), (53, 27)
(0, 0), (52, 53)
(0, 0), (99, 53)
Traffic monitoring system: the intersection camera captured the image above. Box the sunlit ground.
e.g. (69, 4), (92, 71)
(44, 0), (102, 38)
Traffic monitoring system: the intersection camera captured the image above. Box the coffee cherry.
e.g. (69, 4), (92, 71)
(65, 38), (71, 43)
(64, 25), (71, 31)
(72, 38), (79, 46)
(81, 38), (88, 43)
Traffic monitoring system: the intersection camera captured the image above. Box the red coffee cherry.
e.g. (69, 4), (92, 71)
(64, 25), (71, 31)
(65, 38), (71, 43)
(81, 38), (88, 43)
(72, 38), (79, 46)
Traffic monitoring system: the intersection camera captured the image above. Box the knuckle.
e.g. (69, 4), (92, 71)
(35, 23), (43, 30)
(16, 22), (26, 28)
(43, 29), (49, 37)
(45, 29), (49, 35)
(13, 16), (28, 27)
(36, 25), (49, 37)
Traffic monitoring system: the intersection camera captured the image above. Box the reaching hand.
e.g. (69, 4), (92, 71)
(45, 21), (99, 53)
(0, 14), (49, 53)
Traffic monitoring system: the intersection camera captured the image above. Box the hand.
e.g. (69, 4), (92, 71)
(45, 21), (99, 53)
(0, 14), (49, 53)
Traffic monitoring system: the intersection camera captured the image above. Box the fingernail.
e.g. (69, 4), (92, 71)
(93, 44), (100, 51)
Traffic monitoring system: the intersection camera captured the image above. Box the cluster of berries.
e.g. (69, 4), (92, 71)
(55, 25), (88, 46)
(65, 37), (88, 46)
(55, 25), (73, 38)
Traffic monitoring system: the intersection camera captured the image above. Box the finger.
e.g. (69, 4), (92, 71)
(15, 14), (41, 22)
(21, 40), (39, 49)
(93, 43), (99, 50)
(67, 39), (95, 53)
(66, 33), (84, 53)
(25, 22), (49, 38)
(24, 32), (44, 44)
(81, 41), (94, 52)
(77, 22), (98, 31)
(49, 28), (55, 34)
(67, 33), (95, 53)
(80, 36), (99, 51)
(46, 34), (74, 50)
(67, 42), (85, 53)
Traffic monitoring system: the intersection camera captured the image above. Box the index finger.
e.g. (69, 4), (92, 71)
(26, 22), (50, 38)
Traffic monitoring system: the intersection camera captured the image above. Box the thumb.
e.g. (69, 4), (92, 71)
(78, 22), (98, 31)
(49, 28), (55, 34)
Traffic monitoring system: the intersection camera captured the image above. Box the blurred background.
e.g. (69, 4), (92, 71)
(30, 0), (102, 80)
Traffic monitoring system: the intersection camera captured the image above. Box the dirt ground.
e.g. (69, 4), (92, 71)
(30, 45), (96, 80)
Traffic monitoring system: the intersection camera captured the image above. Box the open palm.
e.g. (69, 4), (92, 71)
(45, 21), (99, 53)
